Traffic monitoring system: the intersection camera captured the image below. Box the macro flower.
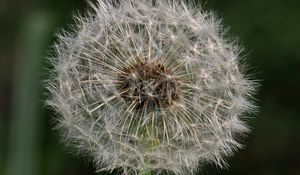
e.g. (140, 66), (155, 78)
(46, 0), (256, 174)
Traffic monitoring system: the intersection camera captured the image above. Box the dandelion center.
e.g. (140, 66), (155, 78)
(117, 60), (180, 110)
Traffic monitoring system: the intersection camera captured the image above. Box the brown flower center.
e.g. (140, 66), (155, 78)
(117, 61), (180, 111)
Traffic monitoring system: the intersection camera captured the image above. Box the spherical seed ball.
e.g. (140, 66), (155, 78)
(46, 0), (257, 174)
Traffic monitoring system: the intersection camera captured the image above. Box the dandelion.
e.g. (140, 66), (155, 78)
(46, 0), (256, 174)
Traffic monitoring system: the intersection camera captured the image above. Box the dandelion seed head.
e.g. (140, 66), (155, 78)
(46, 0), (257, 174)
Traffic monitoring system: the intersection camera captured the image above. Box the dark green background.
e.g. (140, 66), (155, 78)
(1, 0), (299, 174)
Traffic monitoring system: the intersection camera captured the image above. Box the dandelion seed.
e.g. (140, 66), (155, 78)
(46, 0), (257, 174)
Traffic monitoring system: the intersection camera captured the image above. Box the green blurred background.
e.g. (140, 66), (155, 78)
(0, 0), (299, 174)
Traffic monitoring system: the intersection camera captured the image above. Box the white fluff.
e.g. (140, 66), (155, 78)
(46, 0), (257, 174)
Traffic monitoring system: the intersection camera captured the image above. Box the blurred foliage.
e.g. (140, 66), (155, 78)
(0, 0), (300, 175)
